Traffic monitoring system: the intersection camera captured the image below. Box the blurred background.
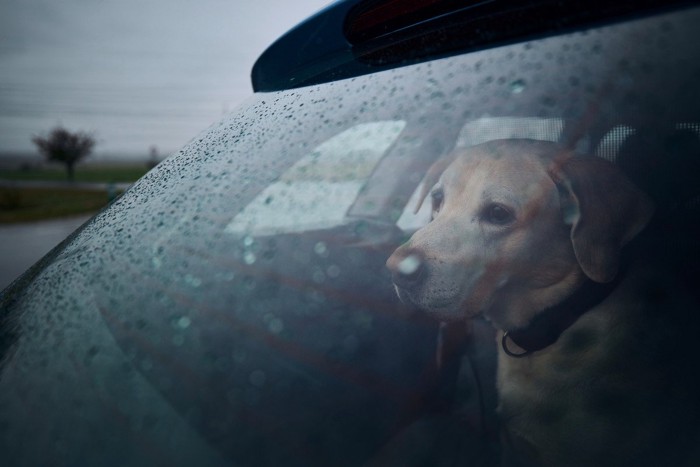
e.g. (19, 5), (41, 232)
(0, 0), (331, 289)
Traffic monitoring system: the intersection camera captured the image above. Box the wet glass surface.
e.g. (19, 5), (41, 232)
(1, 6), (700, 467)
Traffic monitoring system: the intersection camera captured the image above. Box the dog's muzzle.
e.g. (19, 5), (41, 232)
(386, 249), (426, 290)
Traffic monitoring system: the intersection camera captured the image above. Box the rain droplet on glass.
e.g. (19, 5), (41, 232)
(177, 316), (191, 329)
(510, 79), (527, 94)
(314, 242), (328, 256)
(398, 254), (422, 275)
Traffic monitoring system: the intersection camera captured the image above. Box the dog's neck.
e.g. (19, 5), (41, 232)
(501, 276), (620, 357)
(501, 226), (653, 357)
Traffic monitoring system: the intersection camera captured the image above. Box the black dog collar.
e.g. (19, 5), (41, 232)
(500, 215), (656, 358)
(501, 277), (620, 358)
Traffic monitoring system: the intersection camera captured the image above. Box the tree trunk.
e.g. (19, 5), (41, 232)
(66, 162), (75, 181)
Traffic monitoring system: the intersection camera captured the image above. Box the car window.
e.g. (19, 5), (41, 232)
(2, 5), (700, 467)
(397, 116), (565, 230)
(455, 116), (563, 148)
(596, 124), (636, 161)
(226, 121), (405, 235)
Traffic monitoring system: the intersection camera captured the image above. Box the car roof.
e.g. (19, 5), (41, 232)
(251, 0), (698, 92)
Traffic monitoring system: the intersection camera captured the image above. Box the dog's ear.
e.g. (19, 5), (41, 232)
(414, 152), (457, 214)
(549, 156), (654, 283)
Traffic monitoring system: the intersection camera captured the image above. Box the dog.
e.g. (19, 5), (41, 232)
(386, 139), (700, 466)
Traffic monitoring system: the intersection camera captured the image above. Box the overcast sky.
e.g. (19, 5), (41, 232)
(0, 0), (332, 158)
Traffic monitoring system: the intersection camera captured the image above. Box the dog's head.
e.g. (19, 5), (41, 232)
(386, 139), (654, 330)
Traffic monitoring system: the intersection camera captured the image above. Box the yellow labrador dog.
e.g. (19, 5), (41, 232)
(387, 139), (700, 466)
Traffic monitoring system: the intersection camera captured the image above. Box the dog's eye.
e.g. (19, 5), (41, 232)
(430, 189), (444, 214)
(483, 203), (515, 225)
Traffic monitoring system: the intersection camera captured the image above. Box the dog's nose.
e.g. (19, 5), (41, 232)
(386, 249), (426, 289)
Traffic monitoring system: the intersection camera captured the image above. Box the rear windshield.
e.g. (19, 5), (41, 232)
(2, 6), (700, 467)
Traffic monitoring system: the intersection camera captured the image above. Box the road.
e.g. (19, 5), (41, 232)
(0, 179), (134, 291)
(0, 180), (132, 191)
(0, 214), (93, 291)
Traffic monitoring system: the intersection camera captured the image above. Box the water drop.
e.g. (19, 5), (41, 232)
(314, 242), (328, 256)
(510, 79), (527, 94)
(398, 254), (422, 275)
(327, 264), (341, 278)
(184, 274), (202, 287)
(176, 316), (191, 329)
(268, 318), (284, 334)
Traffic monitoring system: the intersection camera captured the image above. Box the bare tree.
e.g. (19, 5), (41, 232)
(32, 127), (96, 181)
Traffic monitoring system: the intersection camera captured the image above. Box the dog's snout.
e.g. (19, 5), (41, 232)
(386, 248), (426, 289)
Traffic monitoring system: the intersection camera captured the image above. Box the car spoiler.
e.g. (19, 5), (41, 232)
(252, 0), (698, 92)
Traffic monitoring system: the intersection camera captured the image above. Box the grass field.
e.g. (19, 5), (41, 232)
(0, 163), (146, 223)
(0, 186), (119, 223)
(0, 163), (150, 183)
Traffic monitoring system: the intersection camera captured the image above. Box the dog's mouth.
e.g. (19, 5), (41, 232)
(393, 284), (471, 320)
